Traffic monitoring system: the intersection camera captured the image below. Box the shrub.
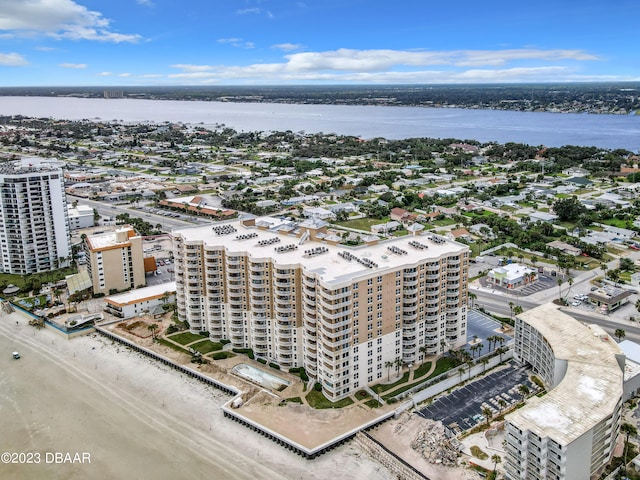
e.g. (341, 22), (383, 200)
(220, 339), (231, 345)
(269, 362), (280, 370)
(166, 324), (180, 334)
(232, 348), (254, 359)
(212, 352), (228, 360)
(300, 368), (309, 382)
(314, 382), (322, 392)
(257, 358), (267, 364)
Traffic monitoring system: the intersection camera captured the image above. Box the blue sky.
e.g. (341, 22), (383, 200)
(0, 0), (638, 86)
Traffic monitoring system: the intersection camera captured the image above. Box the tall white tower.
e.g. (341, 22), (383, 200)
(0, 160), (71, 274)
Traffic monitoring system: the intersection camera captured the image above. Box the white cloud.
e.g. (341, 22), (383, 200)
(217, 37), (254, 49)
(236, 8), (261, 15)
(118, 72), (132, 77)
(236, 7), (273, 18)
(167, 47), (608, 84)
(136, 0), (154, 6)
(97, 71), (113, 76)
(58, 62), (86, 68)
(0, 52), (28, 66)
(272, 43), (304, 52)
(0, 0), (142, 43)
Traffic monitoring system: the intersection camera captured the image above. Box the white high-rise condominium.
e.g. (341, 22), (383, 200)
(173, 217), (469, 401)
(0, 160), (71, 274)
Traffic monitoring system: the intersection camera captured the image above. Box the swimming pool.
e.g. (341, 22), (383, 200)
(231, 363), (290, 391)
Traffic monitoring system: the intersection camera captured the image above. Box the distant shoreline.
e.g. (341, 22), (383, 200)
(0, 82), (639, 116)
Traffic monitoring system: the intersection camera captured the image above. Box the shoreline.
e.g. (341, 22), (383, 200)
(0, 312), (396, 480)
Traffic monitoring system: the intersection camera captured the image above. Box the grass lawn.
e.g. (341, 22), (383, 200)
(413, 361), (433, 378)
(0, 266), (78, 290)
(432, 218), (456, 227)
(355, 390), (371, 401)
(375, 371), (410, 393)
(167, 331), (206, 345)
(336, 216), (390, 231)
(305, 390), (354, 409)
(155, 337), (190, 354)
(190, 339), (223, 354)
(601, 218), (633, 229)
(365, 399), (382, 408)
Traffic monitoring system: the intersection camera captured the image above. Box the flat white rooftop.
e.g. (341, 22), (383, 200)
(507, 303), (624, 445)
(173, 217), (468, 285)
(105, 281), (176, 306)
(87, 227), (136, 250)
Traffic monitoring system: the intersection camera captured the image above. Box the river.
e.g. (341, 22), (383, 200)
(0, 96), (638, 151)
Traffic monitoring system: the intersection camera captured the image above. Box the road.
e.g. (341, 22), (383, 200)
(67, 195), (206, 232)
(473, 288), (640, 343)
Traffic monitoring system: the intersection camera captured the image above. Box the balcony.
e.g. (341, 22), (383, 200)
(319, 289), (351, 302)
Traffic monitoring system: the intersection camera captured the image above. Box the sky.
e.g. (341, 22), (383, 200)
(0, 0), (638, 86)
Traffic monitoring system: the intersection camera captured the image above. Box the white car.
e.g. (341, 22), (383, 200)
(571, 300), (581, 307)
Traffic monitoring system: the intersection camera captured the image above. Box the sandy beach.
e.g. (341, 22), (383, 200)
(0, 312), (395, 480)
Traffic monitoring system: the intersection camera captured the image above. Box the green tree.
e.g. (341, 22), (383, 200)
(621, 422), (638, 476)
(148, 323), (159, 340)
(482, 406), (492, 426)
(615, 328), (626, 342)
(385, 360), (394, 381)
(553, 196), (586, 222)
(491, 454), (501, 476)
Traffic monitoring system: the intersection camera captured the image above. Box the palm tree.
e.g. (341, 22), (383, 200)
(636, 298), (640, 316)
(385, 360), (394, 381)
(557, 277), (563, 301)
(419, 345), (428, 363)
(482, 406), (492, 426)
(495, 346), (507, 362)
(609, 269), (621, 287)
(148, 323), (159, 340)
(394, 357), (402, 374)
(601, 262), (609, 279)
(498, 398), (507, 413)
(509, 301), (514, 321)
(481, 357), (489, 373)
(565, 277), (574, 299)
(615, 328), (626, 342)
(468, 292), (477, 309)
(517, 384), (530, 400)
(621, 422), (638, 475)
(491, 454), (501, 476)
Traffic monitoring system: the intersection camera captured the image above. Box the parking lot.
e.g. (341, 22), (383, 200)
(416, 363), (537, 433)
(463, 310), (511, 357)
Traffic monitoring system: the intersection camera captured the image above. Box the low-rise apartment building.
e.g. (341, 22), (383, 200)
(172, 217), (469, 401)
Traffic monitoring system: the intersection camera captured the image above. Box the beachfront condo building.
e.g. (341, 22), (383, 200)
(504, 304), (624, 480)
(84, 226), (146, 295)
(172, 217), (469, 401)
(0, 160), (71, 274)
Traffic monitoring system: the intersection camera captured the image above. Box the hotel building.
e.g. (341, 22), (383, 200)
(0, 161), (71, 274)
(505, 303), (624, 480)
(84, 226), (146, 294)
(172, 217), (469, 401)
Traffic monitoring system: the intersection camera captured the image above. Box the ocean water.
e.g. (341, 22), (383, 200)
(0, 96), (638, 151)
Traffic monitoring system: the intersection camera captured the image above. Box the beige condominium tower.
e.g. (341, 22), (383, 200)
(173, 217), (469, 401)
(84, 226), (146, 295)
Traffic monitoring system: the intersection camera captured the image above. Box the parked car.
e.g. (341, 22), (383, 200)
(571, 301), (581, 307)
(12, 351), (20, 359)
